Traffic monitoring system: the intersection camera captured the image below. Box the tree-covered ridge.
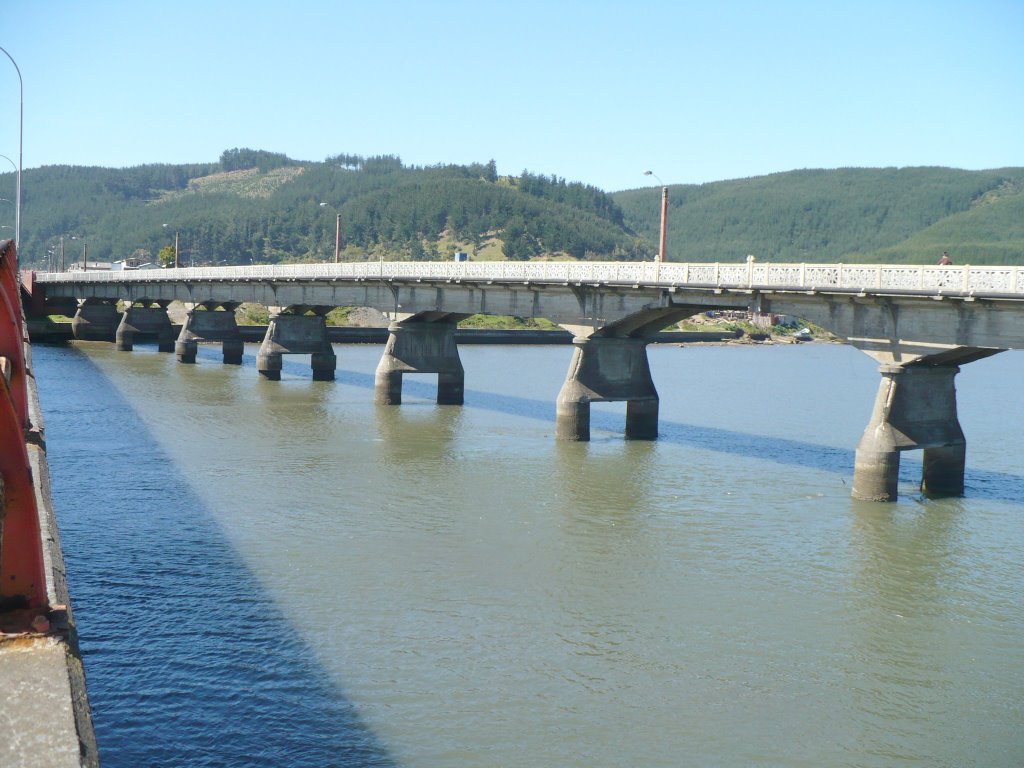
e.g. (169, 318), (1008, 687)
(614, 166), (1024, 264)
(8, 151), (643, 267)
(339, 177), (640, 260)
(218, 148), (297, 173)
(4, 154), (1022, 268)
(513, 171), (626, 227)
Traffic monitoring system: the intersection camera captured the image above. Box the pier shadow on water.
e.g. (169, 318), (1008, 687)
(34, 345), (395, 768)
(274, 350), (1023, 506)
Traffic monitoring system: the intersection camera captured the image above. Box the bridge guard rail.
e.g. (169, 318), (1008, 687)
(0, 239), (48, 613)
(33, 260), (1024, 298)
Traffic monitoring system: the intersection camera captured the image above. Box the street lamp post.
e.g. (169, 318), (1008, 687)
(0, 159), (17, 244)
(45, 236), (65, 271)
(163, 224), (180, 268)
(319, 202), (341, 263)
(46, 235), (70, 271)
(643, 170), (668, 263)
(71, 236), (87, 271)
(0, 47), (23, 248)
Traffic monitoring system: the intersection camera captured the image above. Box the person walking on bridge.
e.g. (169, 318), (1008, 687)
(938, 251), (952, 265)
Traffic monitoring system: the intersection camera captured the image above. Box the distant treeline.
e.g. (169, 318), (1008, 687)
(4, 152), (1022, 268)
(614, 166), (1024, 265)
(9, 151), (646, 267)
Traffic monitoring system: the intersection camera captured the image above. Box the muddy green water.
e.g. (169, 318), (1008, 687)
(34, 341), (1024, 767)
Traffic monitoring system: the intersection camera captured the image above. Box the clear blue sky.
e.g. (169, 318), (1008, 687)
(2, 0), (1022, 192)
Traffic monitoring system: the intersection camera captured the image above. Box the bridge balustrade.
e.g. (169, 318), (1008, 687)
(35, 260), (1024, 297)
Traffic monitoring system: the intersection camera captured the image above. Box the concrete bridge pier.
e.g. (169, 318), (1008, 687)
(116, 302), (175, 352)
(176, 303), (244, 365)
(256, 309), (336, 381)
(71, 299), (119, 342)
(852, 362), (969, 502)
(374, 318), (465, 405)
(555, 335), (659, 441)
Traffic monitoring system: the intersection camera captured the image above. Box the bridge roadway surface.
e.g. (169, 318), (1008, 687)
(30, 259), (1024, 502)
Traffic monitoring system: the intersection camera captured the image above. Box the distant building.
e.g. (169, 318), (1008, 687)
(111, 257), (154, 270)
(66, 261), (113, 272)
(66, 256), (155, 272)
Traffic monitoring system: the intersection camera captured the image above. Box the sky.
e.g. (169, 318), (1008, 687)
(1, 0), (1022, 192)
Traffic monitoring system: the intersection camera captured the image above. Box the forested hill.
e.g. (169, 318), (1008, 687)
(10, 150), (649, 268)
(615, 166), (1024, 265)
(6, 150), (1023, 268)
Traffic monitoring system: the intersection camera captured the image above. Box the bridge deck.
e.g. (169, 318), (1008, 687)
(31, 259), (1024, 299)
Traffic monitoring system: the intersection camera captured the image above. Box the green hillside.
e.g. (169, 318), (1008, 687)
(3, 152), (1022, 268)
(615, 167), (1024, 265)
(5, 150), (648, 269)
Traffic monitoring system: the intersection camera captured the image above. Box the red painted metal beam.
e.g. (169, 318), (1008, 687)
(0, 239), (48, 611)
(20, 268), (48, 317)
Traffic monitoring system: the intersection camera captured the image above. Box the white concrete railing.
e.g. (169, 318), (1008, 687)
(35, 261), (1024, 297)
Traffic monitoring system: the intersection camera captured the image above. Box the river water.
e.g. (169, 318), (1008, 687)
(32, 340), (1024, 767)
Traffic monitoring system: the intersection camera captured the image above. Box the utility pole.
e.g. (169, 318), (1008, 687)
(643, 170), (668, 263)
(658, 185), (668, 263)
(334, 212), (341, 263)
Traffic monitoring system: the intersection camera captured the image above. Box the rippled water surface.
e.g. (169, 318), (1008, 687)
(33, 341), (1024, 767)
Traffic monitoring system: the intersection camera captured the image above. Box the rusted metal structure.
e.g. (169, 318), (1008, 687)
(0, 239), (47, 614)
(0, 239), (98, 766)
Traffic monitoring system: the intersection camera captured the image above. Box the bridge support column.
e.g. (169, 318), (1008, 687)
(116, 303), (175, 352)
(374, 320), (464, 405)
(852, 363), (966, 502)
(555, 336), (658, 441)
(71, 299), (119, 342)
(176, 304), (244, 365)
(256, 311), (336, 381)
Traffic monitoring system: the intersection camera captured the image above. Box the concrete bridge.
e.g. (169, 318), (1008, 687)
(28, 259), (1024, 502)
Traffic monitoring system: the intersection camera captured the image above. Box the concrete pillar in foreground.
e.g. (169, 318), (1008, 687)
(555, 335), (658, 441)
(116, 303), (175, 352)
(176, 304), (244, 365)
(71, 299), (119, 342)
(852, 363), (965, 502)
(374, 320), (464, 405)
(256, 311), (336, 381)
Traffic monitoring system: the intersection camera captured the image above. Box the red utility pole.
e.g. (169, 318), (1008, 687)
(644, 171), (669, 262)
(658, 186), (668, 263)
(334, 213), (341, 263)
